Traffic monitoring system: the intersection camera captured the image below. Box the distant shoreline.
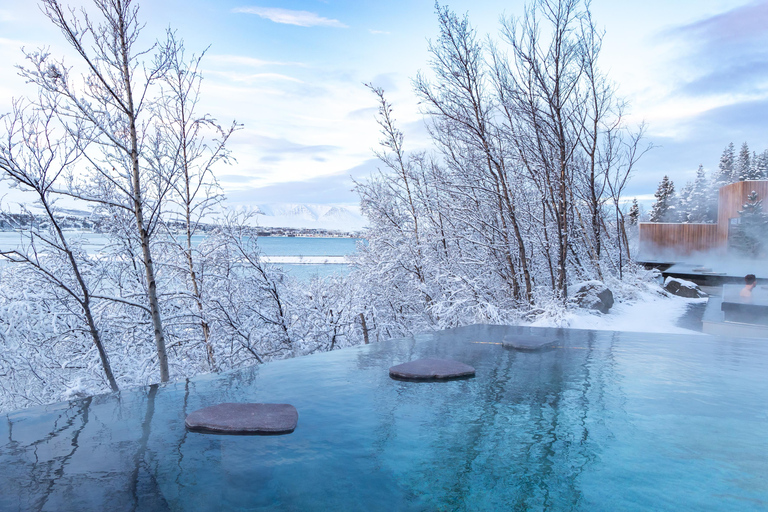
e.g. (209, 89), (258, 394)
(261, 256), (349, 264)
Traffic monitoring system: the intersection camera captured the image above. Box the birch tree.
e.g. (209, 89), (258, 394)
(0, 101), (118, 391)
(153, 32), (239, 371)
(22, 0), (172, 381)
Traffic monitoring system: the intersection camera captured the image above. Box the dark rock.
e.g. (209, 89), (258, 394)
(185, 403), (298, 435)
(572, 281), (614, 313)
(502, 335), (557, 351)
(664, 277), (707, 298)
(389, 358), (475, 381)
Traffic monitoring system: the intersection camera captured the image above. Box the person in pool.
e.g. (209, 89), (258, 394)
(740, 274), (757, 298)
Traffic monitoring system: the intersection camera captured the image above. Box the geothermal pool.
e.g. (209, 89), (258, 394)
(1, 325), (766, 511)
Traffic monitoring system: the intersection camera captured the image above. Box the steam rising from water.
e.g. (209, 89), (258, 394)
(638, 243), (768, 279)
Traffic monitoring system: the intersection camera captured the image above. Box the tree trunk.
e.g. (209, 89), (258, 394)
(359, 313), (370, 344)
(118, 7), (169, 382)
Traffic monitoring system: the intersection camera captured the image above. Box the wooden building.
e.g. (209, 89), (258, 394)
(639, 180), (768, 259)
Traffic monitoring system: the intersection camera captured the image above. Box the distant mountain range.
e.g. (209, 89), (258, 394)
(255, 203), (367, 231)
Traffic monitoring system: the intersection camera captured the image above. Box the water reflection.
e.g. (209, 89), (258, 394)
(356, 326), (623, 510)
(0, 325), (766, 511)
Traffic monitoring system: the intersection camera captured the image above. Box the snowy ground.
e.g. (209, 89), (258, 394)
(529, 290), (709, 335)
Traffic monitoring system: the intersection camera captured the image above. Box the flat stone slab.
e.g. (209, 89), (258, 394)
(389, 358), (475, 381)
(185, 403), (298, 435)
(502, 335), (557, 351)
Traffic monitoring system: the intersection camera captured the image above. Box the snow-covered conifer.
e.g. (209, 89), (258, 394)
(677, 181), (693, 223)
(743, 151), (763, 180)
(714, 143), (735, 186)
(734, 142), (751, 181)
(649, 176), (676, 222)
(628, 199), (640, 226)
(687, 165), (714, 223)
(730, 190), (768, 257)
(753, 151), (768, 180)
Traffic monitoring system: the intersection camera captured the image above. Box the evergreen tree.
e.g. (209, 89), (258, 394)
(729, 190), (768, 258)
(744, 151), (763, 180)
(734, 142), (751, 181)
(714, 142), (735, 186)
(687, 165), (713, 223)
(754, 150), (768, 179)
(628, 198), (640, 226)
(649, 175), (676, 222)
(677, 180), (693, 223)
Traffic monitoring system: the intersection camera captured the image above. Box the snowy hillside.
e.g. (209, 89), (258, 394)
(255, 203), (367, 231)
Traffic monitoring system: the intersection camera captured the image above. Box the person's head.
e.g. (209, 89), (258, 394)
(745, 274), (757, 287)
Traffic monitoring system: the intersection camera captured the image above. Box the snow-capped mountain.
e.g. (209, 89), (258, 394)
(255, 203), (367, 231)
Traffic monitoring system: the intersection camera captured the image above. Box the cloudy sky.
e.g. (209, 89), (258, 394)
(1, 0), (767, 208)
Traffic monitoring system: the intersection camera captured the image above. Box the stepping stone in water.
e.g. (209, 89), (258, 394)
(185, 403), (298, 435)
(389, 358), (475, 381)
(502, 335), (557, 351)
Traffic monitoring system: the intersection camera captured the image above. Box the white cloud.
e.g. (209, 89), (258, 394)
(207, 70), (304, 84)
(368, 29), (390, 35)
(0, 37), (25, 47)
(207, 54), (306, 68)
(232, 7), (347, 28)
(0, 10), (17, 23)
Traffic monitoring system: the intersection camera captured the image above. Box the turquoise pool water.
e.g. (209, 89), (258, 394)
(1, 325), (766, 511)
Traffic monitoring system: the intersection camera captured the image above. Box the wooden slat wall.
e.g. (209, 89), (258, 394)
(638, 180), (768, 258)
(717, 181), (768, 246)
(639, 222), (720, 257)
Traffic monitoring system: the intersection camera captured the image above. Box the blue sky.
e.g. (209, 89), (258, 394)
(1, 0), (767, 208)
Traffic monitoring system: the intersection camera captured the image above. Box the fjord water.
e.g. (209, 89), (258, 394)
(1, 325), (766, 511)
(0, 232), (359, 278)
(256, 236), (358, 279)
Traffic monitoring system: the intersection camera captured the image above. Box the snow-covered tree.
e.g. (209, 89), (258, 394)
(19, 0), (174, 381)
(751, 151), (768, 180)
(353, 0), (649, 341)
(0, 104), (119, 392)
(628, 199), (640, 226)
(729, 190), (768, 258)
(677, 181), (693, 223)
(746, 151), (760, 180)
(649, 176), (676, 222)
(153, 33), (239, 371)
(734, 142), (751, 181)
(714, 143), (735, 186)
(686, 165), (715, 223)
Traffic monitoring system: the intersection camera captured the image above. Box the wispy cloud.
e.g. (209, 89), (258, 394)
(0, 37), (25, 47)
(249, 134), (339, 156)
(232, 6), (347, 28)
(0, 10), (17, 23)
(662, 2), (768, 100)
(368, 29), (390, 35)
(223, 159), (378, 205)
(670, 0), (768, 45)
(207, 70), (304, 84)
(207, 54), (306, 68)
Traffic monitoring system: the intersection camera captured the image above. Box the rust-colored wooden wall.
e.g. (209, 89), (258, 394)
(638, 180), (768, 259)
(716, 180), (768, 246)
(639, 222), (720, 257)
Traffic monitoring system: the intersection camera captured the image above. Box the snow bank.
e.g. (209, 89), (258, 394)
(556, 290), (706, 335)
(527, 275), (707, 335)
(663, 276), (707, 298)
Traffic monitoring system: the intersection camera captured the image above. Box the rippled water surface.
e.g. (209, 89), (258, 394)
(1, 325), (766, 511)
